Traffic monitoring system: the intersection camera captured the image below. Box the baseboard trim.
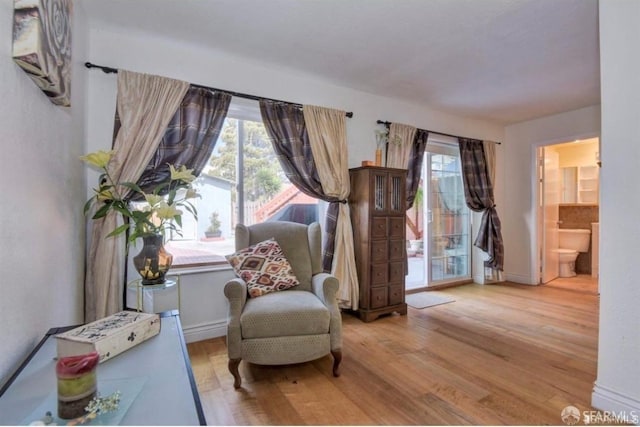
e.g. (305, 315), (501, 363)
(183, 319), (227, 344)
(592, 382), (640, 423)
(504, 272), (538, 285)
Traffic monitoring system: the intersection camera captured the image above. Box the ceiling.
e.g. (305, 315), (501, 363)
(80, 0), (600, 125)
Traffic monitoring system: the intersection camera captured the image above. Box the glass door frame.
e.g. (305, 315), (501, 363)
(417, 138), (472, 288)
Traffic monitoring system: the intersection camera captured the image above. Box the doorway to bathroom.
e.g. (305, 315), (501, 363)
(537, 138), (600, 294)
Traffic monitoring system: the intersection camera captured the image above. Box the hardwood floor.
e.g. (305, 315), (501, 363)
(544, 274), (599, 295)
(187, 282), (600, 425)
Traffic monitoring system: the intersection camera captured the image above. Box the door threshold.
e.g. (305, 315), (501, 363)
(406, 279), (473, 294)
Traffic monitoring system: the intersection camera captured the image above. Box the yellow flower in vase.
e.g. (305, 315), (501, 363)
(81, 150), (200, 243)
(169, 164), (196, 183)
(155, 202), (182, 221)
(80, 150), (115, 169)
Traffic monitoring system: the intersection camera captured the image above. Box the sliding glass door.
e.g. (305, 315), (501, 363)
(406, 140), (471, 289)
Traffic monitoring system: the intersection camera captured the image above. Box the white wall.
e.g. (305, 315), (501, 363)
(124, 267), (237, 343)
(84, 25), (504, 340)
(502, 105), (600, 284)
(86, 27), (504, 168)
(555, 140), (599, 169)
(0, 0), (87, 385)
(592, 0), (640, 416)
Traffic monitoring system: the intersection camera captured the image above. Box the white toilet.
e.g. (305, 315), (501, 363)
(557, 229), (591, 277)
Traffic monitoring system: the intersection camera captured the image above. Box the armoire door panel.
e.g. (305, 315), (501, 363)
(370, 287), (388, 309)
(389, 261), (405, 282)
(371, 240), (388, 262)
(389, 217), (405, 238)
(371, 217), (387, 238)
(389, 284), (404, 305)
(370, 264), (388, 285)
(389, 239), (404, 260)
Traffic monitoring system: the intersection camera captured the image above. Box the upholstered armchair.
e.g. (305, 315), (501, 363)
(224, 221), (342, 389)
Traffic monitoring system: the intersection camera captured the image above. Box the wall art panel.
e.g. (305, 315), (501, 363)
(13, 0), (72, 107)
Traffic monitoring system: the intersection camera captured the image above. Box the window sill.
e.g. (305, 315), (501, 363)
(169, 262), (233, 276)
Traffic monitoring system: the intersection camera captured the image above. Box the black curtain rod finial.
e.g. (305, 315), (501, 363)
(85, 62), (118, 74)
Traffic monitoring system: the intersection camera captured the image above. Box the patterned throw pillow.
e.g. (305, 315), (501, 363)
(225, 239), (300, 298)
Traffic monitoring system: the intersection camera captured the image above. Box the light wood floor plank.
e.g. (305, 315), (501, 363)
(187, 282), (602, 425)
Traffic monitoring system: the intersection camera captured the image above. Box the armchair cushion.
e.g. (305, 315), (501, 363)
(240, 290), (330, 339)
(226, 238), (300, 298)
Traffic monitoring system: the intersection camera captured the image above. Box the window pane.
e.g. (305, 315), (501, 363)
(166, 102), (319, 267)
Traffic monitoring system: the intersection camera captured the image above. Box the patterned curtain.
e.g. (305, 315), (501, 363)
(482, 140), (504, 281)
(259, 101), (342, 274)
(85, 71), (189, 321)
(406, 129), (429, 209)
(134, 88), (232, 196)
(458, 138), (504, 271)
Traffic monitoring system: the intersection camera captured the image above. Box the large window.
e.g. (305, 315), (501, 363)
(165, 99), (319, 267)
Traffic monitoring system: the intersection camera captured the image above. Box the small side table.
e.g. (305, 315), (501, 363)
(0, 311), (206, 425)
(127, 275), (181, 313)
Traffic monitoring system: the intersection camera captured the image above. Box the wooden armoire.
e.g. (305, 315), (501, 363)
(349, 166), (408, 322)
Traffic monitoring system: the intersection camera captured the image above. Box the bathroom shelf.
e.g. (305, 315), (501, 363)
(577, 165), (599, 204)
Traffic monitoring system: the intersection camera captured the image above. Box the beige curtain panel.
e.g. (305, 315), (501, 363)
(483, 140), (497, 185)
(85, 70), (189, 321)
(303, 105), (360, 309)
(386, 123), (417, 169)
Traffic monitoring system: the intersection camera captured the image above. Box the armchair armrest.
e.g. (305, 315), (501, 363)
(311, 273), (338, 306)
(311, 273), (342, 351)
(224, 277), (248, 307)
(224, 278), (248, 359)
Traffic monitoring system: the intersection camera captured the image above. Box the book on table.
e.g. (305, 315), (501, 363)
(56, 311), (161, 363)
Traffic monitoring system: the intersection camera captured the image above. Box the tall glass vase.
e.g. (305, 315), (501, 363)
(133, 233), (173, 285)
(375, 148), (383, 166)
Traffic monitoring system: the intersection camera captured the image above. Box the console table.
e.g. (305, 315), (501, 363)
(0, 310), (205, 425)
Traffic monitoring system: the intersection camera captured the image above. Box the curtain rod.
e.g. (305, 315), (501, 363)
(85, 62), (354, 118)
(376, 120), (501, 144)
